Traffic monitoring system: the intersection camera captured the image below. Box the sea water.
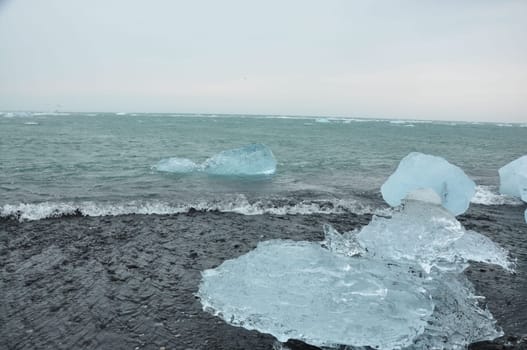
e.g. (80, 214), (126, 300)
(1, 112), (526, 220)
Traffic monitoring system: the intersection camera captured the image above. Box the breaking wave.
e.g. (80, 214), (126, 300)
(471, 185), (523, 206)
(3, 186), (521, 222)
(0, 196), (381, 222)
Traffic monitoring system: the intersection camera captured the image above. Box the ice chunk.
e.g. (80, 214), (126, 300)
(198, 152), (511, 349)
(198, 208), (511, 349)
(153, 144), (277, 176)
(499, 155), (527, 201)
(411, 271), (503, 349)
(450, 230), (514, 271)
(498, 156), (527, 223)
(356, 198), (513, 273)
(198, 238), (506, 349)
(381, 152), (476, 215)
(153, 157), (197, 173)
(198, 240), (434, 349)
(202, 143), (276, 176)
(404, 188), (442, 205)
(322, 223), (365, 257)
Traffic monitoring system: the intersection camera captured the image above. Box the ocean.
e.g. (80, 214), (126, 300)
(1, 112), (526, 219)
(1, 112), (526, 349)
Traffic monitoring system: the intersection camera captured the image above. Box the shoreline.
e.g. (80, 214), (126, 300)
(1, 209), (526, 349)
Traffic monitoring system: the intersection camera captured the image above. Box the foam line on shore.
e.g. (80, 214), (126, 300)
(471, 186), (523, 206)
(0, 196), (384, 222)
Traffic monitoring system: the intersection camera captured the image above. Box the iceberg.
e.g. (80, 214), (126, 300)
(153, 144), (277, 176)
(202, 143), (277, 176)
(381, 152), (476, 215)
(499, 155), (527, 201)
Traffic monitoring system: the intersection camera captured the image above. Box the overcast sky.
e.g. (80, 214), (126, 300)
(0, 0), (526, 122)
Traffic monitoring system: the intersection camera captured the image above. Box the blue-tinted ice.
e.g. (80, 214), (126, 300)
(199, 240), (434, 349)
(153, 144), (276, 176)
(356, 196), (513, 273)
(499, 155), (527, 201)
(202, 143), (276, 176)
(198, 154), (512, 349)
(381, 152), (476, 215)
(499, 155), (527, 223)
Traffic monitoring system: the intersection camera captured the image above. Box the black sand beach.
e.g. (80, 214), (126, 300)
(1, 206), (526, 350)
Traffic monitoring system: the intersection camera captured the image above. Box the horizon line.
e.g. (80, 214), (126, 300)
(1, 109), (526, 125)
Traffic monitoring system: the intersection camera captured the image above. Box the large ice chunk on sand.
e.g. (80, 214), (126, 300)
(381, 152), (476, 215)
(154, 144), (276, 176)
(198, 154), (512, 349)
(356, 196), (513, 273)
(198, 201), (511, 349)
(202, 143), (276, 176)
(499, 155), (527, 201)
(198, 237), (507, 349)
(198, 240), (434, 349)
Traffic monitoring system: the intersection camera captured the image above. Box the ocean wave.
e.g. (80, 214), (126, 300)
(1, 111), (71, 118)
(0, 196), (381, 222)
(2, 111), (33, 118)
(471, 185), (523, 206)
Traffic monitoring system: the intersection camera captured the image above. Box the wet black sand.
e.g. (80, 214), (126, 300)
(1, 205), (526, 350)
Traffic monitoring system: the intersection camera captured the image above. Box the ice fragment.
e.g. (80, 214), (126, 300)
(198, 240), (433, 349)
(198, 153), (512, 349)
(202, 143), (276, 176)
(499, 155), (527, 201)
(357, 196), (513, 273)
(381, 152), (476, 215)
(154, 144), (276, 176)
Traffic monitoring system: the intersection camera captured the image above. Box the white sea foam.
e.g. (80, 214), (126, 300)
(341, 118), (385, 123)
(471, 185), (523, 206)
(31, 112), (71, 116)
(0, 196), (376, 222)
(2, 111), (32, 118)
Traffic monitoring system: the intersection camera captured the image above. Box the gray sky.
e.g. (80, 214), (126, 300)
(1, 0), (526, 122)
